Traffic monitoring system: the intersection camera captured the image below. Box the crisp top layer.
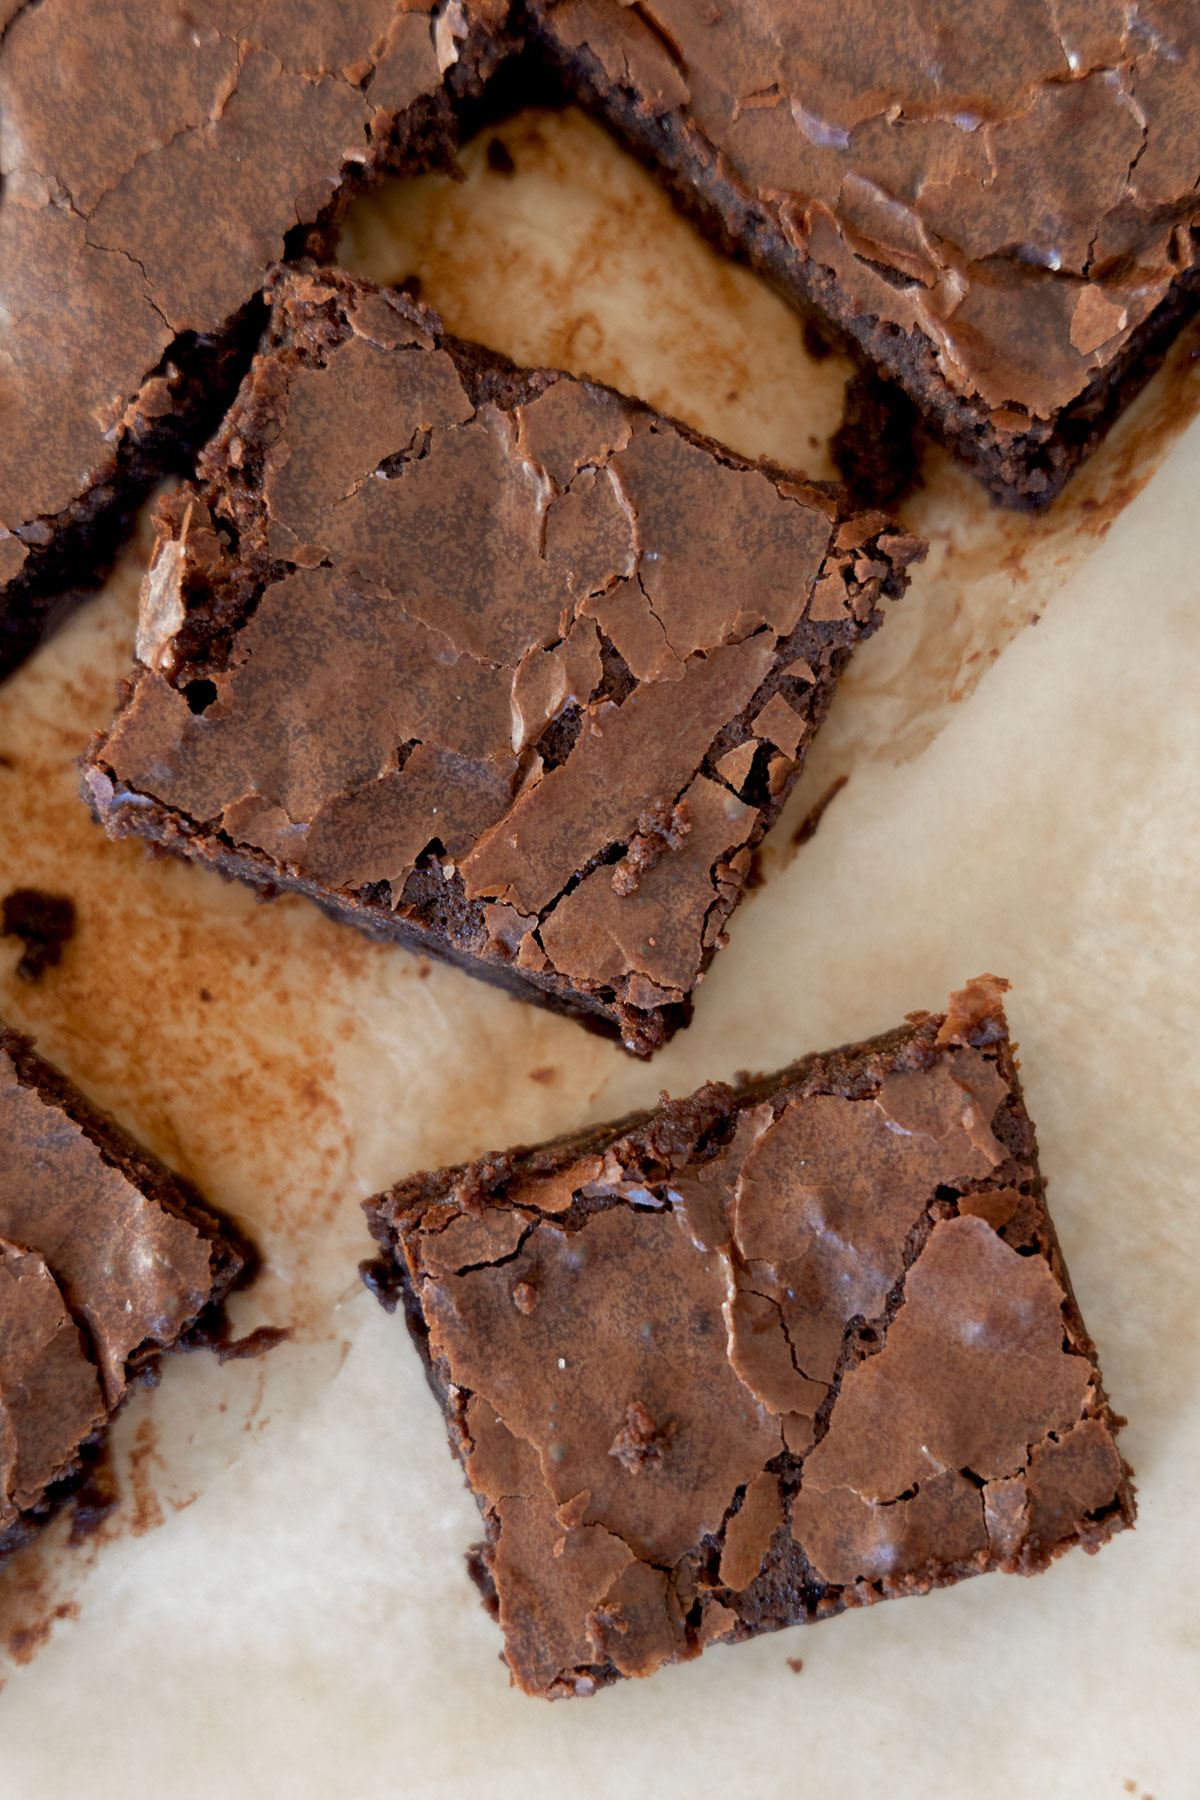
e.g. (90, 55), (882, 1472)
(542, 0), (1200, 419)
(383, 979), (1128, 1697)
(0, 1031), (226, 1536)
(92, 272), (919, 1040)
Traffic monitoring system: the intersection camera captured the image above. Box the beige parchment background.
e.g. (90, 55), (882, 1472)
(0, 108), (1197, 1800)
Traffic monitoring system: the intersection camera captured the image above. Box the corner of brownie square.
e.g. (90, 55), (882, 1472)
(361, 976), (1133, 1699)
(85, 264), (924, 1056)
(0, 1021), (246, 1565)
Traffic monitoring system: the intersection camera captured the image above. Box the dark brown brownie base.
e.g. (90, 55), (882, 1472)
(527, 24), (1200, 511)
(0, 1023), (248, 1568)
(363, 983), (1133, 1698)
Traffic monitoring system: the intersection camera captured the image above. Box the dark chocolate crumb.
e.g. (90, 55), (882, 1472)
(215, 1324), (291, 1364)
(68, 1460), (121, 1545)
(801, 318), (835, 361)
(359, 1256), (406, 1314)
(2, 887), (76, 981)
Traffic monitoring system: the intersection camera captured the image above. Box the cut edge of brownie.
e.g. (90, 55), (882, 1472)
(361, 976), (1135, 1698)
(83, 264), (923, 1058)
(0, 1023), (251, 1570)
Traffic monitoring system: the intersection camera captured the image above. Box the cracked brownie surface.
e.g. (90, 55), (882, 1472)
(84, 266), (921, 1055)
(362, 976), (1133, 1699)
(5, 2), (1200, 673)
(0, 1021), (246, 1567)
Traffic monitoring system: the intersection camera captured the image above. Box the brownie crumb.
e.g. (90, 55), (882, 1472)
(487, 136), (516, 174)
(359, 1256), (406, 1315)
(2, 888), (76, 981)
(609, 1401), (676, 1473)
(216, 1324), (292, 1364)
(611, 799), (692, 896)
(68, 1459), (121, 1545)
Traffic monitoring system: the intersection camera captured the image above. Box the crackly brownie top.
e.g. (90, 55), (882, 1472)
(0, 1025), (226, 1534)
(378, 978), (1128, 1697)
(0, 0), (496, 578)
(541, 0), (1200, 421)
(91, 269), (920, 1029)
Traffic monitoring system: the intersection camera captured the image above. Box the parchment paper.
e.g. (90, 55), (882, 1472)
(0, 107), (1196, 1800)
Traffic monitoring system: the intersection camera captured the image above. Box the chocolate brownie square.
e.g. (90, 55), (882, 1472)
(0, 1022), (246, 1567)
(362, 977), (1133, 1699)
(85, 265), (922, 1056)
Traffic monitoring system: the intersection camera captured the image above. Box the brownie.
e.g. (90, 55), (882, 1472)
(529, 0), (1200, 508)
(0, 1021), (246, 1567)
(0, 0), (515, 678)
(5, 5), (1197, 680)
(362, 977), (1134, 1700)
(84, 266), (922, 1057)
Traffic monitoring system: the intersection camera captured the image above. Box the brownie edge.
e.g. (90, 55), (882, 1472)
(362, 975), (1133, 1699)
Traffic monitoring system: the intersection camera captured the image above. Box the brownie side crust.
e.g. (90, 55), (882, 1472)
(362, 977), (1133, 1699)
(0, 1022), (247, 1567)
(84, 266), (922, 1057)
